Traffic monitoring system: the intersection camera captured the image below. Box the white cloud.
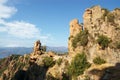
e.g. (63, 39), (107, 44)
(0, 20), (49, 39)
(0, 0), (51, 47)
(0, 0), (17, 19)
(0, 26), (7, 32)
(0, 0), (49, 39)
(5, 21), (40, 39)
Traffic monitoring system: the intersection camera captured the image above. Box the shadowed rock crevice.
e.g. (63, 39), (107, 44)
(89, 63), (120, 80)
(11, 63), (48, 80)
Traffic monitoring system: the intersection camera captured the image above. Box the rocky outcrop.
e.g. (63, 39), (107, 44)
(33, 40), (42, 55)
(67, 5), (120, 80)
(30, 40), (45, 64)
(68, 5), (120, 64)
(68, 19), (82, 55)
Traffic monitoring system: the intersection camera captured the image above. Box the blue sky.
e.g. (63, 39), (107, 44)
(0, 0), (120, 47)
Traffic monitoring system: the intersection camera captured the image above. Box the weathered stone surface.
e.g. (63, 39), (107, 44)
(68, 5), (120, 65)
(33, 40), (42, 54)
(68, 19), (82, 54)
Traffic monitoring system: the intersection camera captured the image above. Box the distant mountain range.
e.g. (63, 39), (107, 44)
(0, 46), (68, 58)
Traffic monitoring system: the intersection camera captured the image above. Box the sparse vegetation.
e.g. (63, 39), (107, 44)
(114, 8), (120, 11)
(67, 53), (91, 78)
(116, 42), (120, 49)
(46, 73), (59, 80)
(101, 8), (115, 23)
(0, 66), (7, 76)
(72, 29), (88, 48)
(43, 56), (55, 67)
(101, 8), (110, 21)
(97, 35), (110, 49)
(56, 58), (62, 65)
(41, 45), (46, 52)
(107, 13), (115, 23)
(10, 54), (21, 60)
(93, 57), (106, 65)
(84, 75), (90, 80)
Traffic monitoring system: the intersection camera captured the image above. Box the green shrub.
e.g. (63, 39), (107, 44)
(56, 58), (62, 65)
(67, 53), (91, 77)
(97, 35), (110, 49)
(93, 57), (106, 65)
(72, 30), (88, 48)
(43, 56), (55, 67)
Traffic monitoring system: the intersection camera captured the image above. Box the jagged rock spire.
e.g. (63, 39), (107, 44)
(33, 40), (42, 55)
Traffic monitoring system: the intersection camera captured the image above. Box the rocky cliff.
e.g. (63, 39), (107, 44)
(67, 5), (120, 80)
(0, 5), (120, 80)
(68, 5), (120, 64)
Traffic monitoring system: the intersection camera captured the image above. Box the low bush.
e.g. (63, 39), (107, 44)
(43, 56), (55, 68)
(97, 35), (110, 49)
(72, 30), (88, 48)
(67, 53), (91, 77)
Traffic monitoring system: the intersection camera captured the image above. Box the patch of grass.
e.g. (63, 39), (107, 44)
(93, 57), (106, 65)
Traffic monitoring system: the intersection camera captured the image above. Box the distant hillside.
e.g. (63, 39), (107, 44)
(0, 47), (33, 58)
(0, 47), (68, 58)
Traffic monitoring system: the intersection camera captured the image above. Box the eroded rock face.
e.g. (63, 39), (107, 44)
(33, 40), (42, 55)
(68, 19), (82, 54)
(68, 5), (120, 64)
